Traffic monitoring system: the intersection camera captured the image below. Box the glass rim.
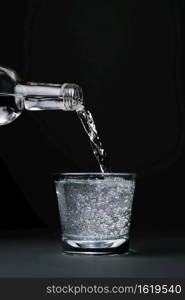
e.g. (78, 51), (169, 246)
(54, 172), (136, 180)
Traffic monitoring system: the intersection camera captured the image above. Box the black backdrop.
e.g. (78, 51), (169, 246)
(0, 0), (185, 233)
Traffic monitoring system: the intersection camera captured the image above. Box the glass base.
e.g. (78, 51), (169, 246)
(62, 238), (129, 255)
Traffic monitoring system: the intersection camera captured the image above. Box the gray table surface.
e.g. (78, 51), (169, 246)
(0, 229), (184, 278)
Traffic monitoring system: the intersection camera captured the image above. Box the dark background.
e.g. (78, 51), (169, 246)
(0, 0), (185, 235)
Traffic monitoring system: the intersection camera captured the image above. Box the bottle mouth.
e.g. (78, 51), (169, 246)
(61, 83), (84, 111)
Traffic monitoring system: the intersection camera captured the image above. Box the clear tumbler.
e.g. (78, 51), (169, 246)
(55, 173), (136, 254)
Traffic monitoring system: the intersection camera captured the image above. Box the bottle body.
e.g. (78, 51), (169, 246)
(0, 66), (83, 125)
(0, 94), (23, 125)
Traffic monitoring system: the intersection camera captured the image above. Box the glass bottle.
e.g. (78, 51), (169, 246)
(0, 66), (84, 125)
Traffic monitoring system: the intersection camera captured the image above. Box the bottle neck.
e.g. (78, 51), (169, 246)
(15, 82), (84, 111)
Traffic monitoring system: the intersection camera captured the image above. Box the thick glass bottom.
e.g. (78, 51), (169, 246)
(62, 237), (129, 255)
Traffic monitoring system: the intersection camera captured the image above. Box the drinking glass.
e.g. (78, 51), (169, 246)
(55, 173), (136, 254)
